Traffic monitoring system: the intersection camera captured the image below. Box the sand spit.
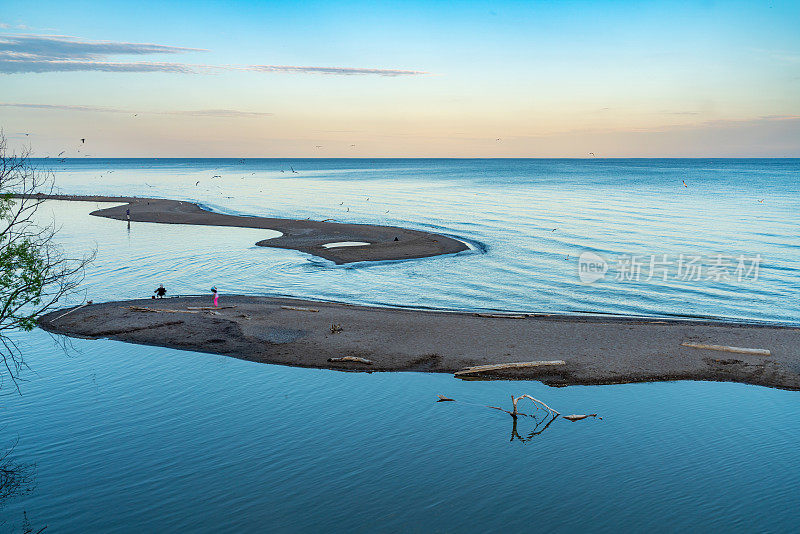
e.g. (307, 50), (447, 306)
(40, 296), (800, 390)
(20, 194), (469, 264)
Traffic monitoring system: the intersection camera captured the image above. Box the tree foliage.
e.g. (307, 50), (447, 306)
(0, 133), (92, 390)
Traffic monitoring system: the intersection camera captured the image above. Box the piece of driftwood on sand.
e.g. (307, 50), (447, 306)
(680, 342), (771, 356)
(455, 360), (566, 377)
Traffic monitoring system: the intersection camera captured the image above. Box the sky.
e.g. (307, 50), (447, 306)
(0, 0), (799, 157)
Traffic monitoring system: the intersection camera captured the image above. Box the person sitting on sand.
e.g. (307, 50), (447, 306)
(211, 286), (219, 307)
(154, 284), (166, 298)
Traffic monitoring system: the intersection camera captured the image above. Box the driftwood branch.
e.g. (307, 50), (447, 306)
(680, 342), (770, 356)
(454, 360), (566, 377)
(281, 306), (319, 312)
(327, 356), (372, 364)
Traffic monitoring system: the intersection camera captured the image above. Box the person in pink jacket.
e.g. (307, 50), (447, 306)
(211, 286), (219, 307)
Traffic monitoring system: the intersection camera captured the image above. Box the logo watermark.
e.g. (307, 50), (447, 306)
(578, 252), (762, 284)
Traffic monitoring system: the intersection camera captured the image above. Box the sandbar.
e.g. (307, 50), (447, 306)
(39, 296), (800, 390)
(20, 194), (469, 264)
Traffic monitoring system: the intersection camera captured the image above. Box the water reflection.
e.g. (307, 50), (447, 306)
(509, 413), (559, 443)
(0, 438), (39, 532)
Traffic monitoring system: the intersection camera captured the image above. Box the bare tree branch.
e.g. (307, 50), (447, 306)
(0, 131), (95, 391)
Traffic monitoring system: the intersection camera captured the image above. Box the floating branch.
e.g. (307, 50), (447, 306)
(436, 395), (455, 402)
(511, 394), (560, 419)
(563, 414), (599, 422)
(680, 342), (770, 356)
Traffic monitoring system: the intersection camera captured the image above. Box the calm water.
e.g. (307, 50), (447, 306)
(2, 159), (800, 532)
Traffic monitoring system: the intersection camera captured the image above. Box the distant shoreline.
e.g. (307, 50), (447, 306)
(40, 295), (800, 391)
(16, 194), (470, 264)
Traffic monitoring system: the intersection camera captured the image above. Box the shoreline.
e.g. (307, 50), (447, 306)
(39, 295), (800, 390)
(19, 194), (470, 264)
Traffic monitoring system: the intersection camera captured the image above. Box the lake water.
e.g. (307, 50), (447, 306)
(2, 159), (799, 532)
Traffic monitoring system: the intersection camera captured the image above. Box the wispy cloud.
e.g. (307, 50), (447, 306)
(248, 65), (428, 77)
(0, 34), (204, 59)
(0, 102), (272, 117)
(0, 33), (429, 77)
(165, 109), (273, 118)
(0, 22), (30, 30)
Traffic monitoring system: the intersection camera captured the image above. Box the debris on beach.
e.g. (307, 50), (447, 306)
(52, 302), (90, 321)
(125, 306), (200, 314)
(473, 313), (527, 319)
(327, 356), (372, 365)
(330, 323), (343, 334)
(280, 305), (319, 312)
(454, 360), (566, 377)
(680, 342), (770, 356)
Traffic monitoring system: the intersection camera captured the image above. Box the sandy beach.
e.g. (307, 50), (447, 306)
(20, 194), (469, 264)
(39, 295), (800, 390)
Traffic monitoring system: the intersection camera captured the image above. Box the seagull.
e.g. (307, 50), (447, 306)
(589, 152), (595, 157)
(291, 166), (298, 174)
(495, 138), (501, 141)
(339, 202), (343, 205)
(133, 114), (138, 117)
(81, 138), (85, 143)
(758, 199), (764, 203)
(346, 207), (350, 212)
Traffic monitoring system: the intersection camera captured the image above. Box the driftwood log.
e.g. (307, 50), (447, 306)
(327, 356), (373, 365)
(454, 360), (566, 377)
(680, 342), (770, 356)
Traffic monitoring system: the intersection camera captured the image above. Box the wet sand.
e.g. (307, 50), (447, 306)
(22, 194), (469, 264)
(39, 296), (800, 390)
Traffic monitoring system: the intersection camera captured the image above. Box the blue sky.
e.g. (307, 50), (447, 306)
(1, 0), (798, 156)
